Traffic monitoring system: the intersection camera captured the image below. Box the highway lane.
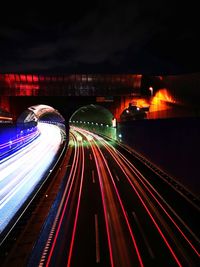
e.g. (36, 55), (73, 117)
(30, 130), (131, 267)
(0, 122), (63, 237)
(31, 131), (111, 267)
(68, 131), (142, 267)
(77, 127), (200, 266)
(29, 126), (200, 267)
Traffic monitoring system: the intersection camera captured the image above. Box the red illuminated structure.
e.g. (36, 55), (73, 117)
(1, 72), (199, 121)
(0, 74), (142, 96)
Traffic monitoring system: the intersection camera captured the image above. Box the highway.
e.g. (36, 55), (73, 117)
(0, 123), (63, 237)
(28, 126), (200, 267)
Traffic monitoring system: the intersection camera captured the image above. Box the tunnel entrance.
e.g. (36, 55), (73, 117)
(17, 104), (65, 129)
(69, 104), (116, 139)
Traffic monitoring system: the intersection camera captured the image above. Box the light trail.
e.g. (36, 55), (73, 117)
(99, 139), (183, 267)
(38, 130), (115, 267)
(66, 137), (85, 267)
(44, 133), (80, 267)
(0, 123), (63, 234)
(90, 141), (115, 267)
(113, 147), (200, 257)
(94, 138), (144, 267)
(31, 126), (199, 267)
(0, 133), (60, 208)
(98, 134), (200, 258)
(73, 127), (184, 266)
(0, 128), (39, 158)
(44, 131), (86, 267)
(75, 127), (200, 259)
(81, 129), (143, 267)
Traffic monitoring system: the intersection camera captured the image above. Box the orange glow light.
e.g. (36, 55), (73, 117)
(149, 89), (176, 113)
(135, 98), (150, 108)
(153, 89), (176, 103)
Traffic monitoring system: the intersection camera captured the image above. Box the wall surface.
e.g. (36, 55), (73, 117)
(118, 118), (200, 197)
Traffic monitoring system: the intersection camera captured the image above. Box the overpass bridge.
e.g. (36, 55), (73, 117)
(0, 73), (144, 122)
(0, 74), (142, 97)
(0, 72), (200, 123)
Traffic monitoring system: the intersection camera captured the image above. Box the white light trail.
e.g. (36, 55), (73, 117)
(0, 123), (63, 233)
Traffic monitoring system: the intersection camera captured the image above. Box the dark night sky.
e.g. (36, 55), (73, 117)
(0, 0), (199, 74)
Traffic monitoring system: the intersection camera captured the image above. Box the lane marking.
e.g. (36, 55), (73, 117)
(95, 214), (100, 263)
(92, 170), (95, 183)
(115, 175), (120, 182)
(66, 165), (71, 168)
(112, 169), (120, 182)
(132, 211), (154, 259)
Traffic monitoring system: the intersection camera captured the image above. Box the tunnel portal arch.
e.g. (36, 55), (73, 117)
(69, 104), (116, 139)
(17, 104), (65, 127)
(70, 104), (114, 125)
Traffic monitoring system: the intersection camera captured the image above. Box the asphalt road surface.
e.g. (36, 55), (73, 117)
(27, 126), (200, 267)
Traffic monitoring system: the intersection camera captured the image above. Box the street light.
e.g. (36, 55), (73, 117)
(112, 117), (117, 128)
(149, 86), (153, 96)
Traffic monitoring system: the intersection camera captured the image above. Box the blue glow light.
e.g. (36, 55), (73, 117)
(0, 125), (39, 159)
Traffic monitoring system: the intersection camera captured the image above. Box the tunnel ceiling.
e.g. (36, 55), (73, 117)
(70, 104), (114, 125)
(17, 104), (65, 124)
